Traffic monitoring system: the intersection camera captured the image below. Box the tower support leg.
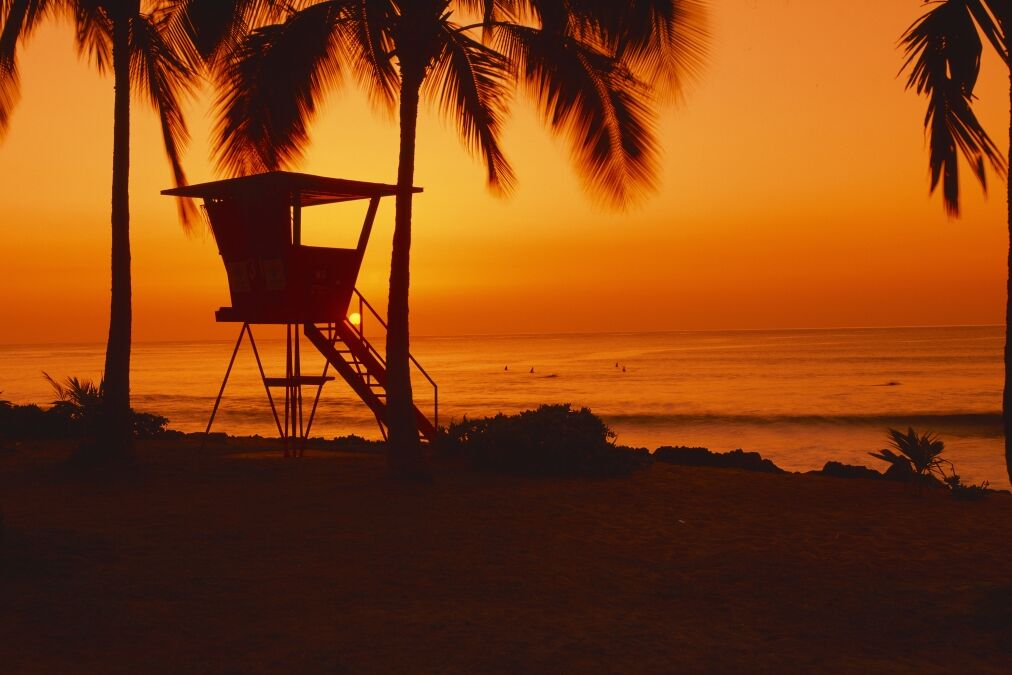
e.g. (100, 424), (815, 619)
(204, 322), (323, 458)
(203, 323), (249, 447)
(282, 323), (308, 458)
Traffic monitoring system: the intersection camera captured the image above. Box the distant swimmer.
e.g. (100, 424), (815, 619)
(529, 367), (534, 374)
(504, 365), (508, 371)
(615, 362), (619, 368)
(622, 366), (626, 372)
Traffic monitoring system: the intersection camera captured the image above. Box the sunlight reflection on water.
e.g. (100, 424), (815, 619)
(1, 325), (1005, 488)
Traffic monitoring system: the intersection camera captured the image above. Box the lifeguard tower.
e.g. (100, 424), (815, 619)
(163, 171), (437, 455)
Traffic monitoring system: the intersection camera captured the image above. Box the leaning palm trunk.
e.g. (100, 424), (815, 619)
(1005, 13), (1011, 484)
(386, 72), (423, 474)
(98, 10), (134, 461)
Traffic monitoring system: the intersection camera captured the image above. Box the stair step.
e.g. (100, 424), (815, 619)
(262, 375), (335, 387)
(303, 319), (436, 443)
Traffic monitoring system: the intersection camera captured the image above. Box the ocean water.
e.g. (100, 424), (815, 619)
(0, 325), (1006, 488)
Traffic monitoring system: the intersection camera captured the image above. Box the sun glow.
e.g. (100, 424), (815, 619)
(348, 312), (362, 327)
(0, 3), (1007, 344)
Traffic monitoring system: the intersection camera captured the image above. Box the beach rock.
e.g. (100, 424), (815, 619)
(876, 462), (948, 488)
(819, 461), (882, 481)
(653, 446), (785, 474)
(881, 462), (916, 482)
(653, 446), (711, 466)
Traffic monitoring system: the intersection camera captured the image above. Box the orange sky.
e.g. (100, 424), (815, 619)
(0, 1), (1009, 343)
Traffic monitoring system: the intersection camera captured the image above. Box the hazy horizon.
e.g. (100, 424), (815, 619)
(0, 321), (1005, 347)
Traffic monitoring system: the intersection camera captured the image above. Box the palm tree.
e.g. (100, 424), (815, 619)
(0, 0), (197, 462)
(198, 0), (707, 475)
(900, 1), (1009, 483)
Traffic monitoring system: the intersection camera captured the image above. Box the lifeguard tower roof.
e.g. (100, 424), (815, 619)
(161, 170), (422, 207)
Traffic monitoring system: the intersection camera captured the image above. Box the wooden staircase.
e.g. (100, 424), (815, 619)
(303, 290), (438, 443)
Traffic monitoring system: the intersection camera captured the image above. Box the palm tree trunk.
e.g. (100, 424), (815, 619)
(98, 11), (133, 460)
(385, 73), (423, 475)
(1004, 18), (1011, 485)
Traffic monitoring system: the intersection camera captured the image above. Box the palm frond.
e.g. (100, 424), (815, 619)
(496, 22), (658, 208)
(213, 0), (346, 175)
(901, 0), (1007, 216)
(0, 0), (56, 136)
(72, 1), (110, 75)
(176, 0), (292, 62)
(131, 9), (199, 228)
(868, 447), (914, 470)
(454, 0), (510, 21)
(564, 0), (708, 97)
(425, 20), (515, 194)
(454, 0), (519, 37)
(966, 0), (1007, 61)
(43, 371), (103, 407)
(335, 0), (397, 113)
(884, 427), (947, 475)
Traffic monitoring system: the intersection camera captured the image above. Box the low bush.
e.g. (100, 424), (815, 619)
(945, 475), (991, 501)
(442, 403), (649, 477)
(0, 401), (76, 440)
(870, 427), (951, 485)
(0, 375), (175, 442)
(869, 427), (991, 499)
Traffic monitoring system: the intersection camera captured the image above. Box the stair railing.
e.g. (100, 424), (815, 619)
(348, 288), (438, 432)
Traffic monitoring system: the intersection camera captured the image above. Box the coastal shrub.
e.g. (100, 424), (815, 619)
(44, 372), (104, 437)
(330, 434), (385, 453)
(442, 404), (648, 477)
(131, 412), (174, 439)
(0, 401), (75, 440)
(945, 475), (991, 501)
(869, 428), (992, 499)
(869, 427), (951, 485)
(0, 375), (174, 442)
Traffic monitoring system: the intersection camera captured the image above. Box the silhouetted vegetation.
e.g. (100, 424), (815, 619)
(900, 0), (1010, 485)
(870, 427), (951, 484)
(870, 427), (992, 498)
(1, 1), (200, 461)
(442, 404), (648, 477)
(0, 376), (175, 443)
(945, 475), (991, 501)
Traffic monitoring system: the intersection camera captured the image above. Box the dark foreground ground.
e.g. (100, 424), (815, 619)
(1, 439), (1010, 673)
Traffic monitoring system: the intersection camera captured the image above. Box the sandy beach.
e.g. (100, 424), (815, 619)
(1, 438), (1009, 673)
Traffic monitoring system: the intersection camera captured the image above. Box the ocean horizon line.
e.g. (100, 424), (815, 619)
(0, 322), (1003, 349)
